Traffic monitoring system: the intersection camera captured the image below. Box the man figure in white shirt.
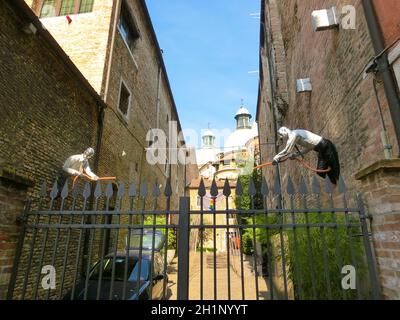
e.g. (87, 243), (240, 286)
(57, 147), (99, 192)
(273, 127), (340, 184)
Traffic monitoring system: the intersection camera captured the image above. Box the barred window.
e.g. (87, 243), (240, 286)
(79, 0), (94, 13)
(40, 0), (57, 18)
(60, 0), (75, 16)
(37, 0), (95, 17)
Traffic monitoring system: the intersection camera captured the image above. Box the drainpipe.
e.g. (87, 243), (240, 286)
(156, 64), (162, 131)
(362, 0), (400, 155)
(94, 104), (105, 173)
(261, 11), (284, 208)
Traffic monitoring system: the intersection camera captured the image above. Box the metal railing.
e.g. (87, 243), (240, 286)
(7, 174), (381, 300)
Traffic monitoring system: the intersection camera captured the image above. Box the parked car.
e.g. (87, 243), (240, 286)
(64, 230), (168, 300)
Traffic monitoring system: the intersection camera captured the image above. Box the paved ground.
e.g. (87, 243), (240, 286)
(167, 252), (270, 300)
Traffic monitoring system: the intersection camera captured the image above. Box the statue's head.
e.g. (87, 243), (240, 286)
(83, 147), (95, 159)
(277, 127), (291, 139)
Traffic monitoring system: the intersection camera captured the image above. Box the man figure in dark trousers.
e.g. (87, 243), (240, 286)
(273, 127), (341, 184)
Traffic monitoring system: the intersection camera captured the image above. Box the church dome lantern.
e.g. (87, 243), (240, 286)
(235, 105), (252, 130)
(202, 129), (216, 148)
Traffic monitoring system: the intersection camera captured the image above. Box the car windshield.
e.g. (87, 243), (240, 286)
(126, 231), (165, 251)
(89, 258), (150, 282)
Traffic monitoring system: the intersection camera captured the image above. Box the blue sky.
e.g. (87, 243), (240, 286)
(146, 0), (260, 148)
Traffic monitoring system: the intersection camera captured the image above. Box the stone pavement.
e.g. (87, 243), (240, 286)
(167, 252), (270, 300)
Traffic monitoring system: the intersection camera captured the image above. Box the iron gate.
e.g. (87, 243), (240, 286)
(7, 175), (381, 300)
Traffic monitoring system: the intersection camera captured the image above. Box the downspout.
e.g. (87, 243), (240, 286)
(362, 0), (400, 155)
(83, 0), (119, 270)
(82, 102), (105, 276)
(262, 1), (283, 203)
(156, 64), (162, 131)
(93, 104), (105, 173)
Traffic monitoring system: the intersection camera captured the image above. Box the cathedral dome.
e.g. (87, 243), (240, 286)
(196, 148), (219, 165)
(225, 104), (258, 152)
(196, 128), (220, 165)
(224, 126), (258, 152)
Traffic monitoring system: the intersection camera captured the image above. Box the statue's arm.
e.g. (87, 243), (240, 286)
(274, 134), (298, 161)
(83, 161), (99, 180)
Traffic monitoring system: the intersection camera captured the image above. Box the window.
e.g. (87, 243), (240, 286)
(79, 0), (94, 13)
(89, 258), (150, 282)
(38, 0), (94, 18)
(118, 1), (140, 53)
(118, 80), (131, 119)
(237, 115), (250, 129)
(40, 0), (57, 17)
(59, 0), (74, 16)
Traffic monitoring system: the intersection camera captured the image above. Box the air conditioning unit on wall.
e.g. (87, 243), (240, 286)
(296, 78), (312, 93)
(311, 7), (340, 32)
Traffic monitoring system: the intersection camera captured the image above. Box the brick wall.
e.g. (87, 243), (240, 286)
(258, 0), (398, 192)
(0, 178), (29, 299)
(25, 0), (188, 209)
(258, 0), (400, 299)
(356, 160), (400, 299)
(27, 0), (114, 93)
(373, 0), (400, 47)
(0, 0), (102, 299)
(257, 0), (290, 189)
(0, 1), (101, 199)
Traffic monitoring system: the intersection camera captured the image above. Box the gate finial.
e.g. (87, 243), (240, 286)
(338, 176), (346, 194)
(324, 177), (333, 195)
(50, 180), (58, 199)
(223, 178), (231, 197)
(129, 182), (137, 197)
(249, 178), (256, 197)
(261, 177), (269, 196)
(287, 176), (295, 195)
(152, 181), (161, 197)
(117, 182), (125, 198)
(312, 176), (321, 195)
(273, 174), (281, 196)
(164, 178), (172, 197)
(83, 182), (91, 199)
(299, 176), (308, 195)
(140, 182), (148, 198)
(105, 182), (114, 199)
(236, 178), (243, 197)
(198, 178), (206, 197)
(61, 181), (69, 199)
(94, 181), (102, 198)
(210, 178), (218, 197)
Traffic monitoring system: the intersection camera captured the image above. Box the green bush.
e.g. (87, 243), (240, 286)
(242, 232), (254, 255)
(284, 212), (370, 300)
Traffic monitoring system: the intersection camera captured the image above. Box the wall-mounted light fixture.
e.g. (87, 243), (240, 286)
(311, 7), (339, 32)
(296, 78), (312, 93)
(22, 23), (37, 35)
